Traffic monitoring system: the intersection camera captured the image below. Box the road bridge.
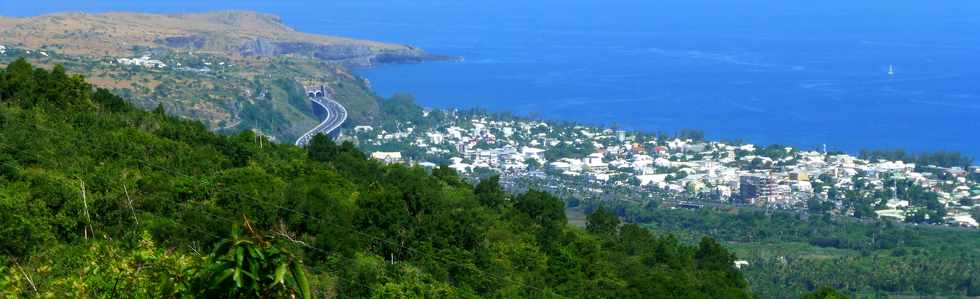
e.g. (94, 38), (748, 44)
(295, 86), (347, 147)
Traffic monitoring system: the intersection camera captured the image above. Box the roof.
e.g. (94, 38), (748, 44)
(370, 152), (402, 159)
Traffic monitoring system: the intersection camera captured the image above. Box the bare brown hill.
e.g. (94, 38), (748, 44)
(0, 10), (431, 65)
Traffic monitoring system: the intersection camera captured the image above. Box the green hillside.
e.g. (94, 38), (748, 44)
(0, 47), (383, 143)
(0, 11), (442, 142)
(0, 60), (754, 297)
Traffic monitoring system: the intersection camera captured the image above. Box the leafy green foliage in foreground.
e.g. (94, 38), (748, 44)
(0, 59), (753, 297)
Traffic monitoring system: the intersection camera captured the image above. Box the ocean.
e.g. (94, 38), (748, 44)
(9, 0), (980, 157)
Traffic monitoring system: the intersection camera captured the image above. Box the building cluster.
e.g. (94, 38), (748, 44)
(353, 110), (980, 228)
(115, 55), (168, 68)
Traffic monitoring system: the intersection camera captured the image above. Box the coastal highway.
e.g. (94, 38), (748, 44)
(295, 95), (348, 147)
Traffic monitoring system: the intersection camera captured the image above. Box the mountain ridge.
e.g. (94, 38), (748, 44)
(0, 10), (437, 66)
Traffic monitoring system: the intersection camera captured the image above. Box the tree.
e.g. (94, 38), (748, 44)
(514, 190), (567, 247)
(801, 286), (849, 299)
(694, 236), (735, 271)
(380, 93), (424, 125)
(192, 220), (310, 299)
(586, 206), (620, 236)
(0, 182), (54, 256)
(432, 165), (465, 187)
(0, 58), (37, 105)
(526, 158), (542, 171)
(474, 175), (506, 208)
(93, 87), (130, 112)
(748, 157), (768, 170)
(354, 187), (412, 259)
(285, 169), (358, 256)
(968, 274), (980, 297)
(852, 202), (874, 219)
(808, 199), (833, 214)
(514, 190), (567, 229)
(616, 223), (653, 255)
(153, 103), (166, 116)
(211, 166), (286, 229)
(307, 134), (338, 162)
(676, 129), (705, 141)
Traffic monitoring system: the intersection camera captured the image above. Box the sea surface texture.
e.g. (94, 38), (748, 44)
(11, 0), (980, 156)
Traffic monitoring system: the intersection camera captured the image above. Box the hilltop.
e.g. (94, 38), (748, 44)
(0, 11), (432, 65)
(0, 11), (443, 142)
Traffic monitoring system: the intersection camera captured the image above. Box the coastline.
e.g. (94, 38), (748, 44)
(353, 61), (978, 165)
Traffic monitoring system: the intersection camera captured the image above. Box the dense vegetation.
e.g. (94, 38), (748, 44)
(0, 60), (754, 297)
(806, 173), (953, 225)
(858, 148), (974, 169)
(578, 200), (980, 298)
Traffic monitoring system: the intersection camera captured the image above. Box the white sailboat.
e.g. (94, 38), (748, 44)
(888, 65), (895, 76)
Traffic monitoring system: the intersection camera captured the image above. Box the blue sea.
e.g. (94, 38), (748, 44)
(9, 0), (980, 157)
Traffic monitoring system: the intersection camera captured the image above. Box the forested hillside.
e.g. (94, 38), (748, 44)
(577, 199), (980, 298)
(0, 59), (754, 297)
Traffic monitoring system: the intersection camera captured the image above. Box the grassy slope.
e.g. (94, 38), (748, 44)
(0, 11), (410, 57)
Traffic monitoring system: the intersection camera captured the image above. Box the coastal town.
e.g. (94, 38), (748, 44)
(5, 43), (977, 228)
(351, 108), (980, 229)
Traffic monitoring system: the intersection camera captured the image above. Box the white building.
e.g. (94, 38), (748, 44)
(554, 158), (585, 172)
(550, 161), (572, 172)
(117, 55), (167, 68)
(591, 173), (611, 182)
(428, 132), (445, 144)
(632, 154), (654, 169)
(502, 127), (514, 137)
(585, 153), (608, 172)
(521, 147), (546, 161)
(636, 174), (668, 186)
(370, 152), (403, 164)
(949, 213), (978, 228)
